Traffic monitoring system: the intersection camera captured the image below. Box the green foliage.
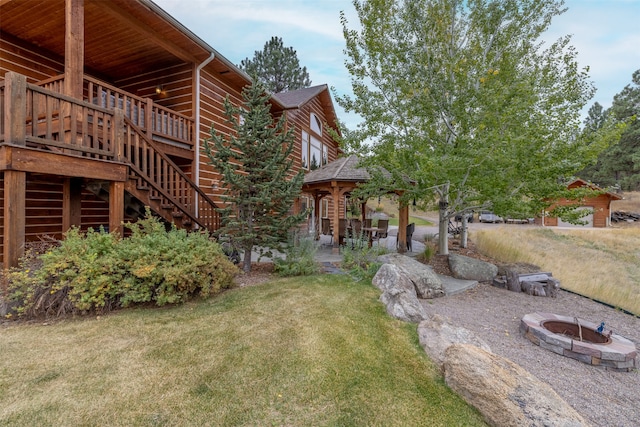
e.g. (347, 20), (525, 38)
(338, 0), (602, 254)
(273, 231), (321, 276)
(340, 232), (388, 281)
(5, 215), (237, 319)
(420, 234), (438, 262)
(239, 36), (312, 93)
(203, 78), (307, 272)
(580, 70), (639, 190)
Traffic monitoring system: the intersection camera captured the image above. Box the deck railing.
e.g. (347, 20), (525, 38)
(3, 73), (116, 160)
(83, 75), (194, 149)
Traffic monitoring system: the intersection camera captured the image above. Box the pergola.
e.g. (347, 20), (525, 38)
(302, 155), (410, 253)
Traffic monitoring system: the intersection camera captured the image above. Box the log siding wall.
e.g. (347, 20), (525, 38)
(196, 68), (245, 204)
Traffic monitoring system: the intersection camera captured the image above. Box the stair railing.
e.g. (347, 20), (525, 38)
(121, 117), (220, 232)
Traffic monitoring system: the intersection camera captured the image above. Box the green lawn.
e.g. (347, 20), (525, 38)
(388, 216), (434, 227)
(0, 275), (485, 426)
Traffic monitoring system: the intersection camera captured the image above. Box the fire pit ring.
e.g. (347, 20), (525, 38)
(520, 312), (637, 371)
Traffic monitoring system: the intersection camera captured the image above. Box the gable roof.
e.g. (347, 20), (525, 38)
(303, 155), (372, 185)
(272, 85), (328, 108)
(272, 85), (340, 135)
(569, 178), (622, 200)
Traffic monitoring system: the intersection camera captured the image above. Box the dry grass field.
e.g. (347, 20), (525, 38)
(472, 192), (640, 316)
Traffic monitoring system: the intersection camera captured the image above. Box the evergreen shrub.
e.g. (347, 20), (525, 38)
(5, 215), (237, 319)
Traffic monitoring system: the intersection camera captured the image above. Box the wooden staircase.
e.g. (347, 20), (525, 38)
(27, 74), (221, 233)
(118, 117), (220, 232)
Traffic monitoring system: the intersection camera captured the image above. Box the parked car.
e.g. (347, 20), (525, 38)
(454, 211), (474, 223)
(478, 211), (503, 223)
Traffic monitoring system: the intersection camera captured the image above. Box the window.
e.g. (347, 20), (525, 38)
(301, 131), (309, 169)
(310, 113), (322, 135)
(301, 113), (329, 170)
(310, 135), (321, 170)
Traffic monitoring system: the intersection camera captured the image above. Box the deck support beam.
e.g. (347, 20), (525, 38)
(109, 181), (124, 236)
(64, 0), (84, 99)
(62, 177), (83, 232)
(3, 170), (26, 269)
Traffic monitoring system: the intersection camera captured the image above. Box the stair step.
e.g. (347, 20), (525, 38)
(172, 212), (184, 219)
(183, 219), (192, 227)
(149, 195), (161, 201)
(137, 186), (150, 191)
(161, 204), (173, 210)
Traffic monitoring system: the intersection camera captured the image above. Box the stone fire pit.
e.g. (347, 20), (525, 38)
(520, 312), (637, 371)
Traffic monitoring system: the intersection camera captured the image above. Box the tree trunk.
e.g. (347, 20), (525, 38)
(437, 183), (450, 255)
(460, 215), (469, 248)
(438, 205), (449, 255)
(242, 245), (253, 273)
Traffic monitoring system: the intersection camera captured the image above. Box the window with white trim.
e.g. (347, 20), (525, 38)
(301, 113), (329, 170)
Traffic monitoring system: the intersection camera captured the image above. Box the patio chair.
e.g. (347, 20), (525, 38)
(369, 218), (389, 247)
(396, 222), (415, 251)
(363, 218), (372, 229)
(375, 219), (389, 239)
(321, 217), (333, 244)
(406, 222), (415, 252)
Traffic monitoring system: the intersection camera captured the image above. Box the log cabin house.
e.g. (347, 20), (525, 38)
(0, 0), (342, 268)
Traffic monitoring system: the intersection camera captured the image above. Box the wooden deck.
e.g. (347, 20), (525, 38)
(1, 71), (220, 267)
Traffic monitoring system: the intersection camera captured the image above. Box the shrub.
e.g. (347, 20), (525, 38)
(341, 232), (387, 282)
(418, 233), (438, 262)
(273, 231), (320, 276)
(6, 214), (238, 319)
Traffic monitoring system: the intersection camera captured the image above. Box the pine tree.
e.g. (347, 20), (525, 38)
(239, 36), (311, 93)
(204, 79), (306, 272)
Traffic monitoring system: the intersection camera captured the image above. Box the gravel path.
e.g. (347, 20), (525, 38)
(421, 283), (640, 427)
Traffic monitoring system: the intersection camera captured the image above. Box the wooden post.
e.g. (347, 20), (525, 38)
(398, 204), (408, 254)
(146, 98), (154, 140)
(64, 0), (84, 99)
(331, 182), (341, 253)
(4, 72), (27, 146)
(109, 181), (124, 236)
(4, 171), (26, 269)
(113, 108), (124, 161)
(62, 177), (83, 232)
(314, 194), (321, 240)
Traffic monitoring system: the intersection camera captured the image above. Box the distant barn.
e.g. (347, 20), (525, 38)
(539, 179), (622, 228)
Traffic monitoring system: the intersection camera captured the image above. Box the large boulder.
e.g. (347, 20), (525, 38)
(372, 263), (428, 323)
(448, 254), (498, 282)
(377, 253), (444, 299)
(417, 314), (491, 369)
(444, 344), (589, 427)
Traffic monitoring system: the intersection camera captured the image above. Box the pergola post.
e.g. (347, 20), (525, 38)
(313, 193), (321, 239)
(397, 203), (409, 253)
(331, 182), (341, 253)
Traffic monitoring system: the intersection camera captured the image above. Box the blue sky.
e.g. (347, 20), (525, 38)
(154, 0), (640, 130)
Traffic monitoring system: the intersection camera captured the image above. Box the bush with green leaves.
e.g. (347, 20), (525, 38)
(273, 231), (320, 277)
(340, 232), (388, 282)
(5, 215), (237, 319)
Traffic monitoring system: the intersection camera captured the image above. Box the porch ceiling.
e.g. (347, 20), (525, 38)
(0, 0), (249, 88)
